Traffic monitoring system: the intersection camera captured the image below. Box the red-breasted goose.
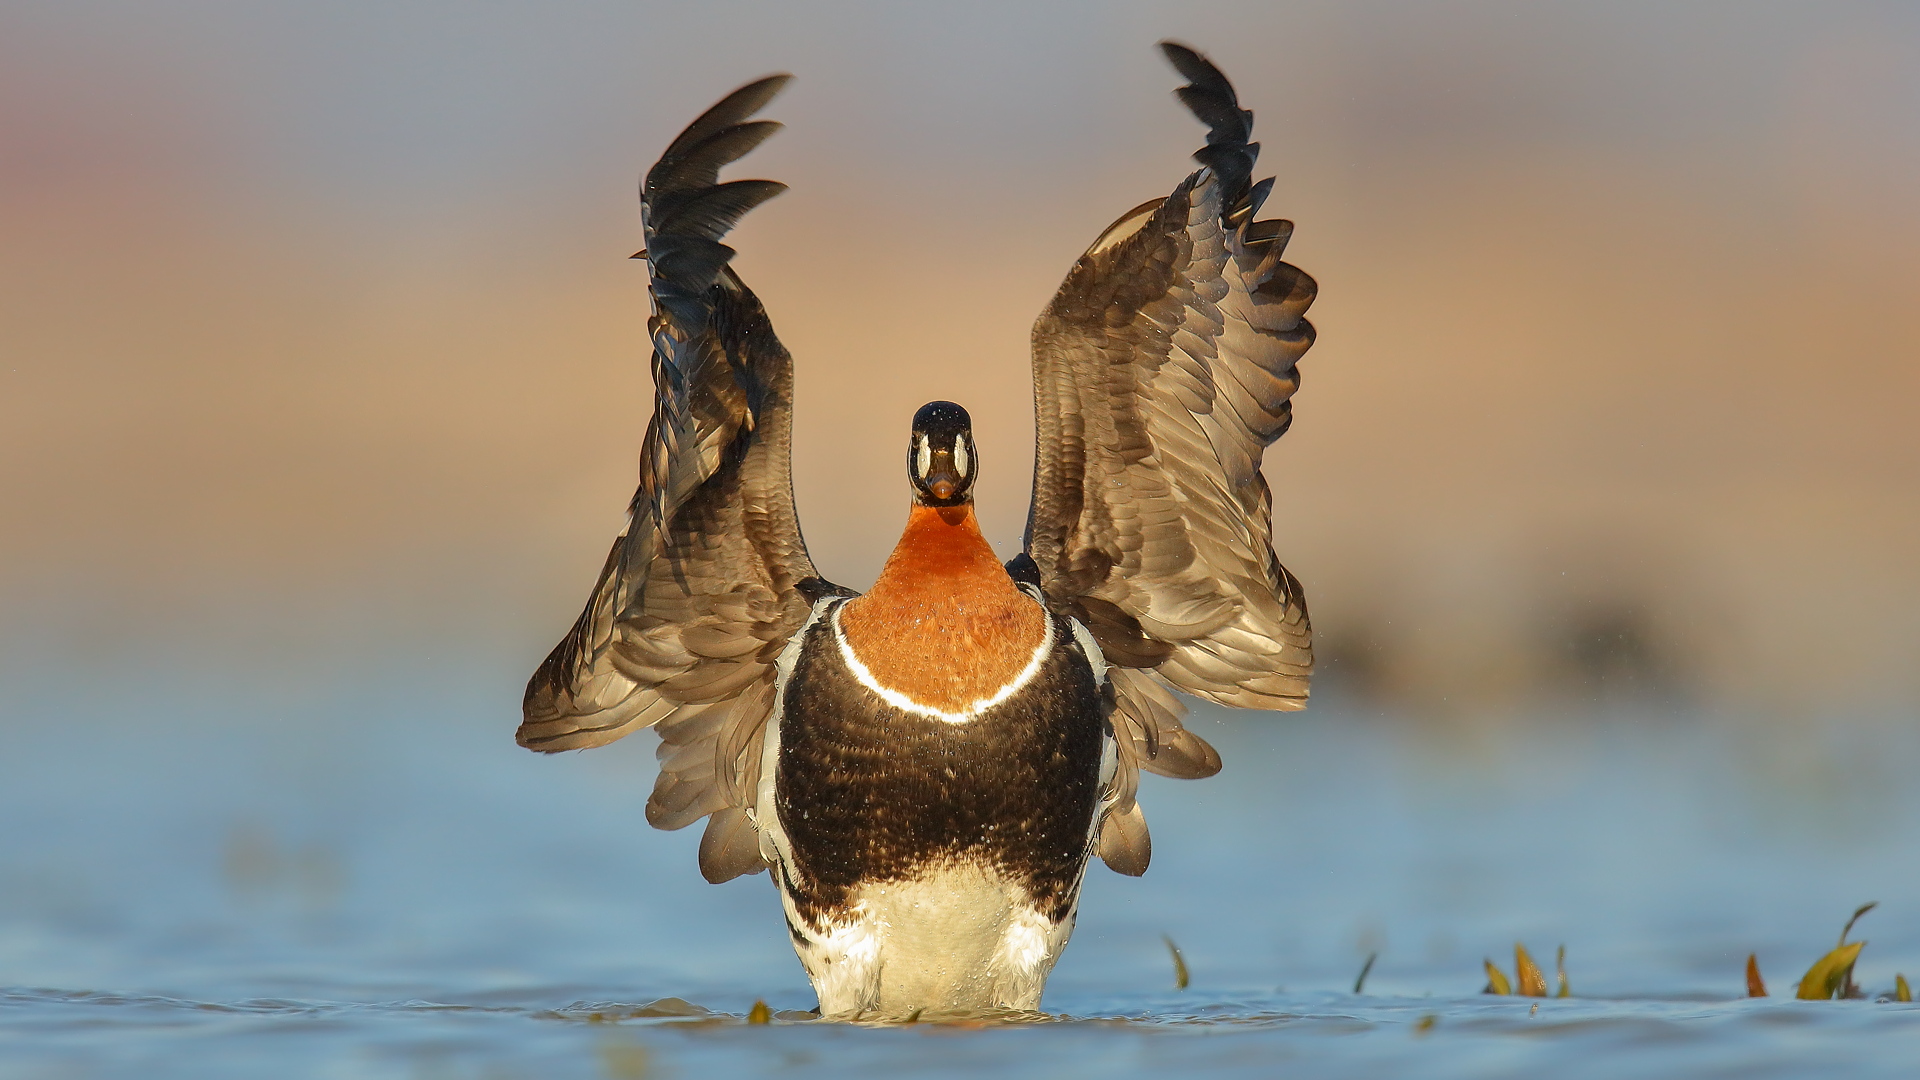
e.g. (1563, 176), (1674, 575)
(519, 42), (1315, 1018)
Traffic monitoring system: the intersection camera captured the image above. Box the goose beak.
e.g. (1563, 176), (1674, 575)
(925, 450), (962, 501)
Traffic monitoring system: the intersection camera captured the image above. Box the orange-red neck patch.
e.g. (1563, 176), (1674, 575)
(838, 503), (1049, 713)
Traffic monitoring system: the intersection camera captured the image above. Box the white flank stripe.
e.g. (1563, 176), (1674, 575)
(755, 594), (841, 871)
(831, 603), (1055, 724)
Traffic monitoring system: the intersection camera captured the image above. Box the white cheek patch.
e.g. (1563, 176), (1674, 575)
(832, 604), (1056, 724)
(916, 435), (932, 481)
(953, 437), (970, 480)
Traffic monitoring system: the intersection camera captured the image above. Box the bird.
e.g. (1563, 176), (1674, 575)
(518, 42), (1315, 1019)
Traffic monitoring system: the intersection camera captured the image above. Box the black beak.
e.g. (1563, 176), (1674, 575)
(925, 450), (962, 501)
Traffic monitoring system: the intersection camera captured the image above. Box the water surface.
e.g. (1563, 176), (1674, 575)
(3, 667), (1915, 1078)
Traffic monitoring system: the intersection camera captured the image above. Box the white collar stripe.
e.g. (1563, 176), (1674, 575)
(830, 604), (1055, 725)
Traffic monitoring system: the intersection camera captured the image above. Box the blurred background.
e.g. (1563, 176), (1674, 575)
(1, 2), (1917, 1068)
(4, 0), (1915, 722)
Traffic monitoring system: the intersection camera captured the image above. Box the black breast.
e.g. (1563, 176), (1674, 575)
(774, 606), (1108, 927)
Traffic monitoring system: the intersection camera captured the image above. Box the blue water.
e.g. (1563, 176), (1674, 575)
(2, 654), (1916, 1077)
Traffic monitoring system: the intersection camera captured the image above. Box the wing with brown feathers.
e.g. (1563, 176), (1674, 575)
(519, 76), (828, 884)
(1025, 44), (1316, 874)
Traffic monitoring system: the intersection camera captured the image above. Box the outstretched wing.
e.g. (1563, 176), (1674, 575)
(1025, 44), (1316, 874)
(519, 76), (827, 884)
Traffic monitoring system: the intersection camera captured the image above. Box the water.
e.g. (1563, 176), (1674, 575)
(2, 657), (1917, 1078)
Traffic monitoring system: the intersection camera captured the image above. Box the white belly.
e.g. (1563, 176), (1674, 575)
(779, 861), (1078, 1019)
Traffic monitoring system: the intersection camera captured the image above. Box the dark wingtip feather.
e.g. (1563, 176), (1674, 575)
(642, 76), (793, 312)
(1157, 42), (1219, 94)
(650, 120), (784, 198)
(1246, 176), (1274, 218)
(654, 74), (792, 176)
(1157, 41), (1259, 216)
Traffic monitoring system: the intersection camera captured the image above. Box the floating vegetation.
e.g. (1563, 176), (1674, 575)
(1838, 901), (1877, 944)
(1797, 943), (1865, 1000)
(1163, 935), (1190, 991)
(1353, 952), (1378, 994)
(1797, 902), (1875, 1001)
(1482, 959), (1511, 996)
(1514, 944), (1549, 997)
(1465, 906), (1905, 1005)
(1485, 943), (1559, 997)
(746, 1000), (771, 1025)
(1414, 1013), (1437, 1034)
